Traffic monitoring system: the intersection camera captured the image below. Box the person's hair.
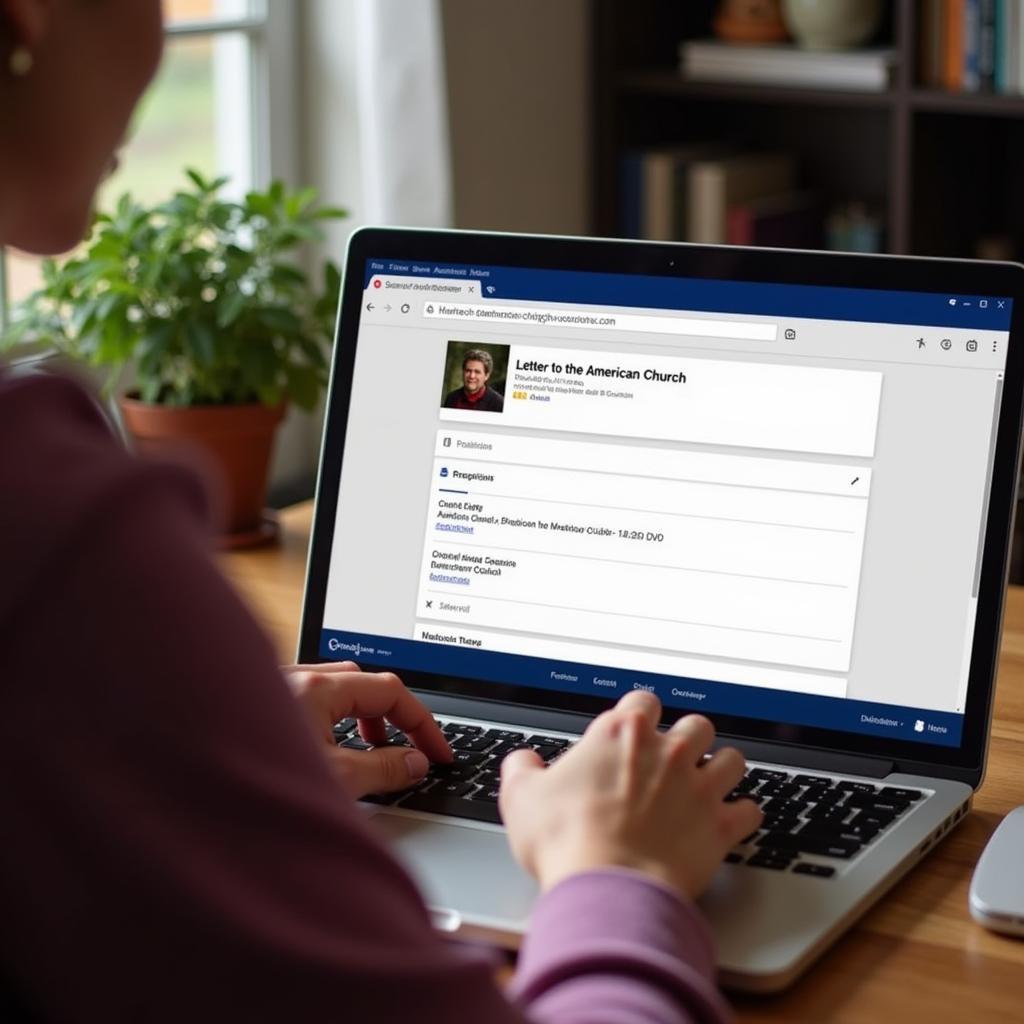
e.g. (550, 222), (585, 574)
(462, 349), (493, 375)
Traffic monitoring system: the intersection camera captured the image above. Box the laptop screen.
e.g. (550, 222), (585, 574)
(314, 253), (1013, 752)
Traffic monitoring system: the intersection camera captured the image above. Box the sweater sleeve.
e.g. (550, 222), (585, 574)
(0, 377), (730, 1024)
(512, 870), (732, 1024)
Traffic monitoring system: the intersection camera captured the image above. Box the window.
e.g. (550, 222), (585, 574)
(0, 0), (297, 335)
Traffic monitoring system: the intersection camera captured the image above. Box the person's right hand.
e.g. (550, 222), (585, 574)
(499, 691), (763, 900)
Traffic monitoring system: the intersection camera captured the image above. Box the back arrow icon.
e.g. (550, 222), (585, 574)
(366, 302), (375, 312)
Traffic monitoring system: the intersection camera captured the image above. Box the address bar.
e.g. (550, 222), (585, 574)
(422, 301), (777, 342)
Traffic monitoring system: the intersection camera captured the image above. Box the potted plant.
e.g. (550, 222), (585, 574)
(1, 170), (345, 547)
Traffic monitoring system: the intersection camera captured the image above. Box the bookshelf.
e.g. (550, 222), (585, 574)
(592, 0), (1024, 578)
(592, 0), (1024, 259)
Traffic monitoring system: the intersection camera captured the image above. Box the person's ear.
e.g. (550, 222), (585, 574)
(0, 0), (50, 51)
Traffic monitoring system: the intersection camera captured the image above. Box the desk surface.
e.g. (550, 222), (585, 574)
(223, 501), (1024, 1023)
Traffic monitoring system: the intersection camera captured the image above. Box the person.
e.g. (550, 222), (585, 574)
(443, 347), (505, 412)
(0, 2), (762, 1021)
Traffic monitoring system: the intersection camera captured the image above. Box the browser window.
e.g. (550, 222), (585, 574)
(320, 259), (1012, 749)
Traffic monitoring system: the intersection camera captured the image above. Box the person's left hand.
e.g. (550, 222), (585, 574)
(283, 662), (452, 799)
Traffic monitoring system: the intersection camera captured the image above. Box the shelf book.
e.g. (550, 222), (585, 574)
(920, 0), (1024, 93)
(678, 40), (896, 92)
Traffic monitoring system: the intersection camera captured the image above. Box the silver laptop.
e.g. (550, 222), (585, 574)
(298, 228), (1023, 991)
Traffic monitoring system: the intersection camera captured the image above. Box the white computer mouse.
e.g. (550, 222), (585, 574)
(969, 805), (1024, 936)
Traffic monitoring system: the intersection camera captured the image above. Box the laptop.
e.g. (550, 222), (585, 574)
(297, 227), (1024, 991)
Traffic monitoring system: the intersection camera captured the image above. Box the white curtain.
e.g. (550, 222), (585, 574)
(354, 0), (453, 227)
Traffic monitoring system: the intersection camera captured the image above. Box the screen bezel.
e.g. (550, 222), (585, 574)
(298, 227), (1024, 779)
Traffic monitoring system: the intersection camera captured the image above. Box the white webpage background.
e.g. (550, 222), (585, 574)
(324, 295), (1006, 716)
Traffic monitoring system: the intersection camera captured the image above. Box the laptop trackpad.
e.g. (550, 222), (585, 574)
(369, 812), (538, 926)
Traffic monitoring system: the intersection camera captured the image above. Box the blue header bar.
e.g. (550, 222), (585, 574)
(320, 629), (964, 749)
(365, 258), (1013, 331)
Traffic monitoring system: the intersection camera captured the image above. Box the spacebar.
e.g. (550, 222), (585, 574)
(399, 792), (502, 824)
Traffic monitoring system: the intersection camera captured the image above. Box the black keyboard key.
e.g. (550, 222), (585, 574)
(483, 729), (525, 742)
(725, 790), (760, 803)
(804, 804), (850, 824)
(793, 863), (836, 878)
(847, 812), (894, 833)
(799, 821), (881, 844)
(526, 735), (570, 749)
(749, 769), (789, 782)
(475, 770), (502, 787)
(487, 740), (525, 758)
(810, 789), (847, 806)
(758, 782), (802, 800)
(333, 717), (357, 736)
(430, 763), (479, 781)
(757, 832), (862, 859)
(793, 774), (833, 787)
(450, 750), (488, 766)
(746, 853), (792, 870)
(724, 852), (744, 864)
(470, 788), (500, 803)
(762, 818), (801, 836)
(531, 745), (562, 763)
(880, 787), (923, 802)
(866, 799), (911, 815)
(398, 791), (502, 824)
(734, 776), (758, 793)
(450, 735), (494, 753)
(340, 736), (372, 750)
(834, 781), (878, 795)
(431, 780), (475, 799)
(761, 798), (810, 817)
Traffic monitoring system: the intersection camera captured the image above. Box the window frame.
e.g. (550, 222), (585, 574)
(0, 1), (298, 336)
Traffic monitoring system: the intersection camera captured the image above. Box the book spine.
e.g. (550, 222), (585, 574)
(981, 0), (997, 89)
(994, 0), (1006, 91)
(964, 0), (982, 91)
(687, 163), (723, 245)
(1017, 0), (1024, 92)
(726, 205), (753, 246)
(618, 152), (642, 239)
(945, 0), (965, 89)
(642, 154), (674, 242)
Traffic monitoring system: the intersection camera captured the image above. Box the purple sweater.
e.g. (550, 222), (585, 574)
(0, 371), (731, 1023)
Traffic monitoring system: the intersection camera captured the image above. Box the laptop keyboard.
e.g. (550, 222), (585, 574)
(335, 718), (926, 876)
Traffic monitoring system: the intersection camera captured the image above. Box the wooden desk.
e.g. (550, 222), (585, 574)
(223, 501), (1024, 1023)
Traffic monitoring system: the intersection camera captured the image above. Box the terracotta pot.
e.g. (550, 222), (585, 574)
(119, 395), (286, 548)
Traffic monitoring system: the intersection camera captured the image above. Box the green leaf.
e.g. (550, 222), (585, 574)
(285, 363), (320, 411)
(246, 191), (275, 218)
(186, 168), (209, 192)
(217, 290), (246, 328)
(185, 319), (217, 366)
(312, 205), (349, 221)
(256, 306), (302, 334)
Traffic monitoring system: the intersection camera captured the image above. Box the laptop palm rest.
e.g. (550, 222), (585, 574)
(369, 812), (538, 931)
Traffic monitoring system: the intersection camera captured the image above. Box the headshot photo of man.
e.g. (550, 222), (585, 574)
(442, 345), (506, 413)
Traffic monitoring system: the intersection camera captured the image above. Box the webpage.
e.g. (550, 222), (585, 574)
(321, 260), (1012, 749)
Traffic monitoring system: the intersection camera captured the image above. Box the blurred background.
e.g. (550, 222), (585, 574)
(2, 0), (1020, 550)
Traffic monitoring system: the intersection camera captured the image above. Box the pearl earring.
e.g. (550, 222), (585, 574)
(9, 46), (33, 77)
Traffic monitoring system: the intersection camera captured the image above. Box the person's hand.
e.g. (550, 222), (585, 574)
(283, 662), (452, 799)
(499, 691), (762, 900)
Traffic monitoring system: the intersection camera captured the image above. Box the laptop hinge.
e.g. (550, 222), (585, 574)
(723, 737), (896, 779)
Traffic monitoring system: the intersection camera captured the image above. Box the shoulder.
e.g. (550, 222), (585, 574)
(443, 388), (461, 407)
(0, 371), (208, 618)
